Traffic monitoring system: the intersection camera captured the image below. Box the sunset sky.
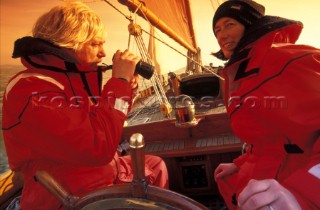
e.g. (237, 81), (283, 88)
(1, 0), (320, 72)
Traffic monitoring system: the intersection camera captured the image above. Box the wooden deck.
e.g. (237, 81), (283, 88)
(144, 133), (242, 158)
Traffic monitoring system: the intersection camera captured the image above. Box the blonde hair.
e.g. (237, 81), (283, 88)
(32, 1), (105, 51)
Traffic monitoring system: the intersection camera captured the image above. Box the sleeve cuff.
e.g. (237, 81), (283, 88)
(103, 77), (132, 100)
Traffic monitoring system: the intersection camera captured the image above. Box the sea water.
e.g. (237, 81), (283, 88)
(0, 65), (21, 174)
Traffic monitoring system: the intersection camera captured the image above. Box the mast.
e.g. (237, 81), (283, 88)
(185, 0), (202, 73)
(185, 0), (198, 52)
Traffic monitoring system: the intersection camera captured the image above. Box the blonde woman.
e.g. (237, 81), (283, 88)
(3, 2), (168, 209)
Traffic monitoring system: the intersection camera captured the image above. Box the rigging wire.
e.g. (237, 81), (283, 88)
(128, 22), (164, 105)
(133, 7), (173, 118)
(140, 27), (223, 80)
(137, 34), (169, 103)
(127, 17), (171, 118)
(138, 8), (224, 80)
(134, 33), (169, 106)
(114, 0), (168, 108)
(123, 1), (172, 118)
(102, 0), (224, 80)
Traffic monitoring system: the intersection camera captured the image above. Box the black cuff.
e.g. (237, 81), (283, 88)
(118, 77), (129, 83)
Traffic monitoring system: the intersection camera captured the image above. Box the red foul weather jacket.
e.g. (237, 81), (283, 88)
(217, 17), (320, 209)
(2, 37), (168, 209)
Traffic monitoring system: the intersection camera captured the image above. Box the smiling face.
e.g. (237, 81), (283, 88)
(76, 36), (106, 67)
(214, 17), (246, 59)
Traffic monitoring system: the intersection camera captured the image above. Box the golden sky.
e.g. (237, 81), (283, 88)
(1, 0), (320, 71)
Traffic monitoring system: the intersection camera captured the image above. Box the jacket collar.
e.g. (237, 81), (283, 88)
(212, 15), (303, 66)
(226, 16), (303, 67)
(13, 36), (97, 73)
(12, 36), (77, 63)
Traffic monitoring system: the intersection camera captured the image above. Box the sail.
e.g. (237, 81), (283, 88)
(118, 0), (197, 53)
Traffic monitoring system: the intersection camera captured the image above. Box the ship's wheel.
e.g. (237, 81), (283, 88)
(68, 184), (207, 210)
(35, 133), (208, 210)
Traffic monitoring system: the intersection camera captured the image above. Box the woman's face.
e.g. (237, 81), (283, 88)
(76, 36), (106, 67)
(214, 17), (245, 59)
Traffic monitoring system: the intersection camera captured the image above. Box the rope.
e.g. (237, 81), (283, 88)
(134, 35), (164, 105)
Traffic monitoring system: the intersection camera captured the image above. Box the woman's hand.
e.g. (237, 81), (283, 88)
(214, 163), (238, 180)
(238, 179), (302, 210)
(112, 49), (140, 82)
